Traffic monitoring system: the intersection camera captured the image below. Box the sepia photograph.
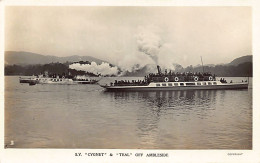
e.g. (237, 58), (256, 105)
(4, 6), (253, 149)
(1, 2), (259, 163)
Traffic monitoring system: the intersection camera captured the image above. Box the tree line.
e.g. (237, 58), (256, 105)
(4, 61), (252, 77)
(4, 62), (98, 77)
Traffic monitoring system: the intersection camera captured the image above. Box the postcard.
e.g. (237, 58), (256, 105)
(0, 0), (259, 163)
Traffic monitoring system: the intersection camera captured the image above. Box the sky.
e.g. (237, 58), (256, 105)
(5, 6), (251, 68)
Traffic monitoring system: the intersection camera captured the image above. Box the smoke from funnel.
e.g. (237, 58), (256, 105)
(116, 25), (176, 74)
(117, 52), (154, 74)
(136, 26), (177, 71)
(117, 26), (162, 73)
(69, 62), (119, 76)
(136, 26), (162, 64)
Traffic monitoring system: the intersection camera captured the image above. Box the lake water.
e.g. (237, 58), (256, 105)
(4, 76), (252, 149)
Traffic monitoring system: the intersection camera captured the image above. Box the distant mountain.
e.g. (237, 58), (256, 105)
(228, 55), (252, 66)
(5, 51), (107, 65)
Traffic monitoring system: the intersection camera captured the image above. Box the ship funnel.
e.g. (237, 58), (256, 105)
(157, 65), (161, 75)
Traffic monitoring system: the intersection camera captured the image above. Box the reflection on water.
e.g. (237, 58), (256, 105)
(5, 76), (252, 149)
(102, 89), (252, 149)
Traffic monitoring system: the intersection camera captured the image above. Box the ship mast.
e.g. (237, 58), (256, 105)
(200, 56), (205, 73)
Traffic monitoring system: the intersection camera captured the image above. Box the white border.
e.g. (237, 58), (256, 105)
(1, 0), (254, 6)
(0, 0), (259, 163)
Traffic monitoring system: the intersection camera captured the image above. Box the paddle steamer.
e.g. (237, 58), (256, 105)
(19, 74), (99, 85)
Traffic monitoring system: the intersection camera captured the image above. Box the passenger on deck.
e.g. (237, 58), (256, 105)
(220, 78), (227, 83)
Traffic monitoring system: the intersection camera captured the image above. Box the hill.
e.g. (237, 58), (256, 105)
(5, 51), (107, 65)
(228, 55), (252, 66)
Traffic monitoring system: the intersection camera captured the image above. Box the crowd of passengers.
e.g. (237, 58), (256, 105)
(146, 70), (213, 78)
(112, 80), (147, 86)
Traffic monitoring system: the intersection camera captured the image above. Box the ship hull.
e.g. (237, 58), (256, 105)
(19, 77), (98, 85)
(73, 80), (98, 84)
(102, 82), (248, 92)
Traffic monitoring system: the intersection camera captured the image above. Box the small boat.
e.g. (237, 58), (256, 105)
(72, 75), (99, 84)
(29, 80), (38, 86)
(19, 76), (37, 83)
(73, 80), (99, 84)
(19, 76), (39, 85)
(100, 65), (248, 91)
